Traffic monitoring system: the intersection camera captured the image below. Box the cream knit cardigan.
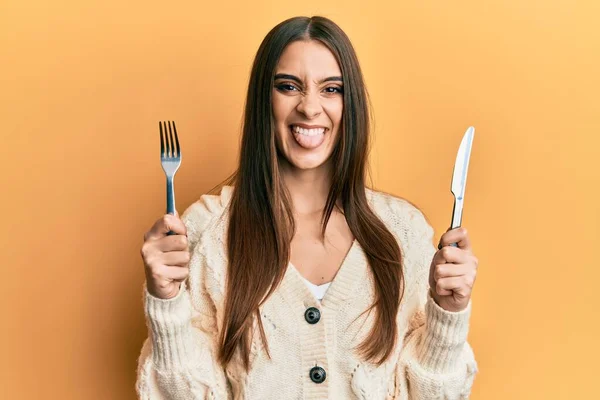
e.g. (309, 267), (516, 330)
(136, 186), (479, 399)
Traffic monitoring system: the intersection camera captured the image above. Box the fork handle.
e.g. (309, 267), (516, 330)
(166, 176), (177, 236)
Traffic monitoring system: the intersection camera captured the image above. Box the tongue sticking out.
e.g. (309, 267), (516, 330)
(292, 127), (326, 150)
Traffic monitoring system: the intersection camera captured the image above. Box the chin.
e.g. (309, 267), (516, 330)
(285, 152), (333, 171)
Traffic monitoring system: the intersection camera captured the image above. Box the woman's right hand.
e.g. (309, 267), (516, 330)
(140, 213), (190, 300)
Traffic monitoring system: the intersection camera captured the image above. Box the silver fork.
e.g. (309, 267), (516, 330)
(159, 121), (182, 236)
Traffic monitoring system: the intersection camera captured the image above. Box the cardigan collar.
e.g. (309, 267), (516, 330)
(217, 185), (377, 311)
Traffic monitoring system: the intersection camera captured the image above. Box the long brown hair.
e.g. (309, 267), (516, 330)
(216, 16), (405, 371)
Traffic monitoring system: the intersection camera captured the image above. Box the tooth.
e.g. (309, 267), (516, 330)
(292, 126), (325, 136)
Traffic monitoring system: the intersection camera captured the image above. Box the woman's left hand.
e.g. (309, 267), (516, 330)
(428, 227), (479, 312)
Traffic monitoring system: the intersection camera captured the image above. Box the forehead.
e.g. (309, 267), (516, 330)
(276, 40), (341, 78)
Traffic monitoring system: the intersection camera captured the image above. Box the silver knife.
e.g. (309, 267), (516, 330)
(449, 126), (475, 247)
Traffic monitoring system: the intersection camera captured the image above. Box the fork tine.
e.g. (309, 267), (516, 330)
(159, 121), (165, 157)
(167, 121), (175, 158)
(163, 121), (173, 158)
(172, 121), (180, 157)
(162, 121), (168, 157)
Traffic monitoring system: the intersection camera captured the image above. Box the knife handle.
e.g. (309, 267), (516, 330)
(449, 196), (464, 248)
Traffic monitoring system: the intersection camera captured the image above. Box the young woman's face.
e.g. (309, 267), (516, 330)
(272, 40), (344, 171)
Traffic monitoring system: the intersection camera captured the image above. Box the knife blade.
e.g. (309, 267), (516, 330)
(449, 126), (475, 247)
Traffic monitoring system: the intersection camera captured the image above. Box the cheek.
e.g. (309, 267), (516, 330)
(327, 96), (343, 119)
(324, 101), (344, 134)
(331, 113), (344, 149)
(272, 93), (293, 126)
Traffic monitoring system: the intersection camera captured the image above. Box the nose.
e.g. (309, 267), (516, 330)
(296, 91), (322, 119)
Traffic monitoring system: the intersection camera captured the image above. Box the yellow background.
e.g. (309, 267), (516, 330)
(1, 0), (598, 398)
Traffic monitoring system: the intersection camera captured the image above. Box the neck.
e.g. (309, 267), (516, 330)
(280, 159), (333, 215)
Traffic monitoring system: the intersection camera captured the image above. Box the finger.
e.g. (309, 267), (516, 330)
(437, 227), (469, 248)
(145, 214), (188, 241)
(432, 263), (472, 281)
(155, 235), (189, 252)
(436, 226), (453, 250)
(435, 276), (464, 296)
(160, 251), (191, 267)
(158, 265), (189, 282)
(433, 245), (470, 265)
(438, 227), (471, 251)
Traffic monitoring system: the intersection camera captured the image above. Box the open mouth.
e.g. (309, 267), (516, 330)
(289, 125), (327, 150)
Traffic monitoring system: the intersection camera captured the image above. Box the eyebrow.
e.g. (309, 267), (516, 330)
(274, 73), (343, 84)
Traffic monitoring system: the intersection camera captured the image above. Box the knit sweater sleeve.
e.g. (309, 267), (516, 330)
(394, 204), (479, 399)
(135, 192), (231, 400)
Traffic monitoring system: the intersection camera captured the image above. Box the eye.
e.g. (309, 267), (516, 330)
(324, 86), (343, 94)
(275, 83), (299, 92)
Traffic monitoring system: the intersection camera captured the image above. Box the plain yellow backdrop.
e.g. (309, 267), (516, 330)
(1, 0), (599, 399)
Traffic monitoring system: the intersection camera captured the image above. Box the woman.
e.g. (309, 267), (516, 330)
(137, 16), (479, 399)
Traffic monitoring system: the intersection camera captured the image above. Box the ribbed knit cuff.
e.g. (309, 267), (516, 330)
(144, 281), (198, 371)
(417, 289), (472, 374)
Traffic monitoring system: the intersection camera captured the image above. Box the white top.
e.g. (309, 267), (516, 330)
(300, 275), (331, 301)
(137, 185), (477, 400)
